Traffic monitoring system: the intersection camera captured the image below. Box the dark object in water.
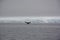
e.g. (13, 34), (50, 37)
(25, 21), (31, 24)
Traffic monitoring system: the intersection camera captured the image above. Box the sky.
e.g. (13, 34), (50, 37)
(0, 0), (60, 16)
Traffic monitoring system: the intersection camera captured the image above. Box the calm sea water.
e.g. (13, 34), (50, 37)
(0, 24), (60, 40)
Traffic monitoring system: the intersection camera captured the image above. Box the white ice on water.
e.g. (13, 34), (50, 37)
(0, 17), (60, 24)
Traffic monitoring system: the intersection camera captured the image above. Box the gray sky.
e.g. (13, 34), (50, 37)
(0, 0), (60, 16)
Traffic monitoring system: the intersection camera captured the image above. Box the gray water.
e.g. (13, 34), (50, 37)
(0, 24), (60, 40)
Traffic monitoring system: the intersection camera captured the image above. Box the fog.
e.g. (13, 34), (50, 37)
(0, 0), (60, 16)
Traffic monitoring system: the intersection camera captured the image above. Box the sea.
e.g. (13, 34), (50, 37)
(0, 23), (60, 40)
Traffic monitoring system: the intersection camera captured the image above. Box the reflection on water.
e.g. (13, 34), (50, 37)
(0, 24), (60, 40)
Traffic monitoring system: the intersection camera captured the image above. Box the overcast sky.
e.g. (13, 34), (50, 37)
(0, 0), (60, 16)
